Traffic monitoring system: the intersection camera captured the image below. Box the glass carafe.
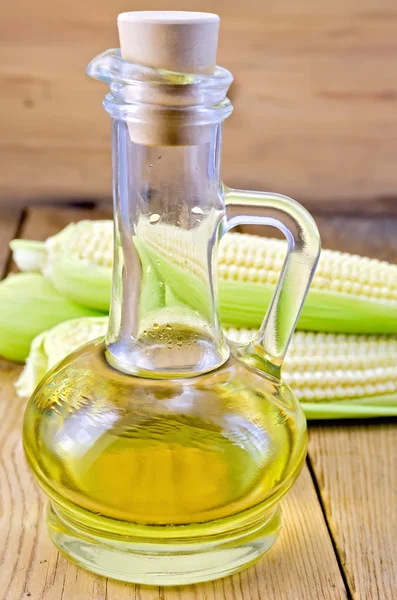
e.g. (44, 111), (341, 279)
(23, 49), (320, 585)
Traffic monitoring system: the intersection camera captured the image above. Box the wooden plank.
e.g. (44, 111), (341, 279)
(1, 1), (397, 205)
(308, 425), (397, 599)
(0, 206), (347, 599)
(0, 209), (23, 278)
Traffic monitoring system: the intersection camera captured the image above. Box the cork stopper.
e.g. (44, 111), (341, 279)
(118, 11), (219, 75)
(117, 11), (220, 145)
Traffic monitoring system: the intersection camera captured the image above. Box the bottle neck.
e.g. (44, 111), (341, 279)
(106, 119), (229, 377)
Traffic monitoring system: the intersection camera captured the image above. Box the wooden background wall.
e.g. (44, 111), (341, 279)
(1, 0), (397, 211)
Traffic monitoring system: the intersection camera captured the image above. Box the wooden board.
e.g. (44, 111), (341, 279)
(0, 206), (347, 598)
(308, 424), (397, 600)
(1, 1), (397, 207)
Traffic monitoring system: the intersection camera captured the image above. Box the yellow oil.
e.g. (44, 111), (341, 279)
(23, 336), (306, 581)
(24, 337), (306, 527)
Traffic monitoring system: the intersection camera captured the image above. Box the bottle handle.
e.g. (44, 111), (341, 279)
(223, 187), (321, 377)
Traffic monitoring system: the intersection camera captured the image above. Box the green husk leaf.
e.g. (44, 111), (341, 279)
(47, 254), (112, 311)
(0, 273), (104, 362)
(220, 281), (397, 334)
(301, 401), (397, 419)
(138, 237), (213, 321)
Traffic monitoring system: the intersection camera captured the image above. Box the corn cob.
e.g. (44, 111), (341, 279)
(0, 273), (103, 362)
(228, 328), (397, 402)
(11, 220), (397, 334)
(15, 316), (397, 420)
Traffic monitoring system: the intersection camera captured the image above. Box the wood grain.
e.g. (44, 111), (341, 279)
(1, 1), (397, 206)
(308, 425), (397, 599)
(0, 210), (22, 278)
(0, 206), (347, 598)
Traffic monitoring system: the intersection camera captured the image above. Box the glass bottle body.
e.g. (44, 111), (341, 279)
(23, 51), (320, 584)
(24, 338), (306, 584)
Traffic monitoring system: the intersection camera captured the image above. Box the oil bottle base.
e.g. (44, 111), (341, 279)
(47, 502), (281, 585)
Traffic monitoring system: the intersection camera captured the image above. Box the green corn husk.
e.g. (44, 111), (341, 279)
(0, 273), (104, 362)
(11, 222), (112, 311)
(16, 317), (397, 420)
(10, 220), (397, 334)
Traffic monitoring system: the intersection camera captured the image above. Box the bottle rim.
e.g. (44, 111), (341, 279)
(87, 49), (233, 125)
